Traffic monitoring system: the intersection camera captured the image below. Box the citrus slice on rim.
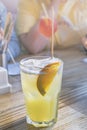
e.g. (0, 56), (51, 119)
(37, 62), (61, 96)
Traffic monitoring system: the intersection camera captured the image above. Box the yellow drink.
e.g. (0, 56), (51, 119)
(20, 56), (63, 127)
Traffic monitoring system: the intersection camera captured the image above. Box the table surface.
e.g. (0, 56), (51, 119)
(0, 45), (87, 130)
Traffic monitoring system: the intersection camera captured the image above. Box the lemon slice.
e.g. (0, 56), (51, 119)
(37, 62), (60, 96)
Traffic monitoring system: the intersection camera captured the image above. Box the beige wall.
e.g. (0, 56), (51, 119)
(1, 0), (19, 13)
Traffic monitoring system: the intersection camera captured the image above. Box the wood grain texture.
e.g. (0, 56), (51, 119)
(0, 45), (87, 130)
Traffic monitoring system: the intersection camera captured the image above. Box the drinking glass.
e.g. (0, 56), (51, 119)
(20, 56), (63, 128)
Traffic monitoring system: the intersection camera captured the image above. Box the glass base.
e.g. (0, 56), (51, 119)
(26, 116), (56, 128)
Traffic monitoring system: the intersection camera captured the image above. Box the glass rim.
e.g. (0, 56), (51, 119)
(20, 56), (63, 74)
(20, 55), (63, 67)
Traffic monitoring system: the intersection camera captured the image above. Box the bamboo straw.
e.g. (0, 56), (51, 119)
(4, 12), (12, 39)
(51, 7), (55, 58)
(41, 3), (55, 58)
(2, 12), (16, 65)
(7, 48), (16, 64)
(41, 3), (49, 18)
(3, 22), (13, 52)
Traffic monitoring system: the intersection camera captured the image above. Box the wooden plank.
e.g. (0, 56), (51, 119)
(0, 45), (87, 130)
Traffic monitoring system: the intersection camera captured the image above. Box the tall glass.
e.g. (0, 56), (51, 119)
(20, 56), (63, 128)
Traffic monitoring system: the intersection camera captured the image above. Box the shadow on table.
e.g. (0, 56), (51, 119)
(60, 82), (87, 116)
(26, 124), (53, 130)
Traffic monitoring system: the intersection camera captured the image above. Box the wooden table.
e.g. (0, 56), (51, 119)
(0, 45), (87, 130)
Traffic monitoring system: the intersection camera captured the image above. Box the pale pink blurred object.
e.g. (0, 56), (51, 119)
(82, 35), (87, 50)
